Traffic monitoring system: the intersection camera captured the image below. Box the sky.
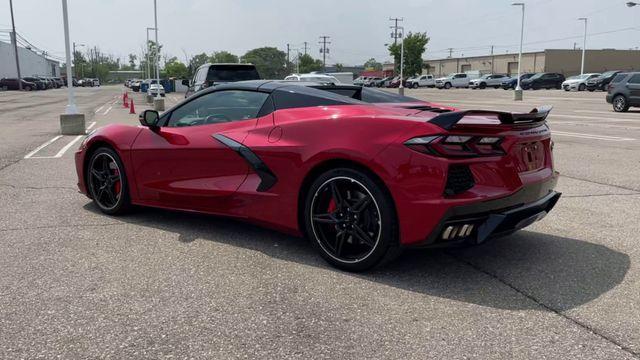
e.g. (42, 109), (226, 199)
(0, 0), (637, 66)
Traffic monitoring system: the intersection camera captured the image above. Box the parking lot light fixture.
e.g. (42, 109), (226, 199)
(512, 2), (525, 101)
(578, 18), (587, 75)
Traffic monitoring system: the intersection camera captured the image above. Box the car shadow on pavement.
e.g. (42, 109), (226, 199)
(83, 203), (630, 312)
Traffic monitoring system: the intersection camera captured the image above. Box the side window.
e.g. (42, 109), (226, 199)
(167, 90), (269, 127)
(612, 74), (627, 84)
(628, 74), (640, 84)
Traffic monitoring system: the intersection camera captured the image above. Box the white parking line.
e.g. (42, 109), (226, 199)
(95, 105), (104, 113)
(24, 135), (63, 159)
(102, 106), (112, 115)
(552, 130), (635, 141)
(53, 135), (84, 158)
(86, 121), (97, 130)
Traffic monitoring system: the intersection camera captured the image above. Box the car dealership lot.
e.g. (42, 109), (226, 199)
(1, 86), (639, 358)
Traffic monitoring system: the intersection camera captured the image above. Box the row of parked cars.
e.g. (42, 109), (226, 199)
(124, 79), (165, 97)
(0, 76), (66, 91)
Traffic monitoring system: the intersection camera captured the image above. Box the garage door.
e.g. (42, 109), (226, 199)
(507, 62), (519, 76)
(460, 64), (471, 73)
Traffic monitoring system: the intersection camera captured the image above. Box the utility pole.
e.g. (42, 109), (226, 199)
(303, 41), (308, 55)
(146, 27), (156, 80)
(578, 17), (587, 75)
(9, 0), (22, 90)
(490, 45), (494, 73)
(447, 48), (454, 58)
(389, 17), (403, 45)
(390, 25), (405, 95)
(318, 36), (331, 73)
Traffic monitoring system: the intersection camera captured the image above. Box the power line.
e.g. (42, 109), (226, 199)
(389, 17), (403, 45)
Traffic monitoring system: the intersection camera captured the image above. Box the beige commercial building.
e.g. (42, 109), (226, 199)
(424, 49), (640, 77)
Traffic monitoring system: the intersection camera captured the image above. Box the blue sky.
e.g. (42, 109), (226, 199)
(0, 0), (637, 65)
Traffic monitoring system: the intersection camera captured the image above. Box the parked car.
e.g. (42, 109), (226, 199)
(353, 76), (369, 86)
(586, 70), (621, 92)
(91, 78), (101, 87)
(387, 76), (408, 88)
(377, 77), (393, 87)
(561, 73), (600, 91)
(501, 73), (535, 90)
(22, 77), (46, 90)
(468, 74), (510, 89)
(520, 73), (565, 90)
(435, 73), (472, 89)
(364, 77), (382, 87)
(0, 77), (37, 91)
(284, 73), (340, 84)
(606, 72), (640, 112)
(76, 80), (559, 271)
(183, 63), (261, 98)
(51, 77), (65, 88)
(147, 83), (165, 97)
(406, 74), (435, 88)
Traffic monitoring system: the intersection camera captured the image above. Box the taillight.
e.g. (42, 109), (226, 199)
(405, 135), (505, 157)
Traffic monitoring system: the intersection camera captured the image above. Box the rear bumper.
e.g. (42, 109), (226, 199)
(408, 176), (560, 248)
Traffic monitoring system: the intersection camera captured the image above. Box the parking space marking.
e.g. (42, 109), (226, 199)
(95, 105), (104, 113)
(53, 135), (84, 158)
(87, 121), (97, 130)
(102, 106), (113, 115)
(23, 135), (63, 159)
(551, 130), (635, 141)
(550, 114), (640, 123)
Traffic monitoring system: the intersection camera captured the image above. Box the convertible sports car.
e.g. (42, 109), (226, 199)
(75, 80), (561, 271)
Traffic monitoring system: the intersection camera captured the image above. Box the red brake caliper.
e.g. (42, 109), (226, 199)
(327, 198), (336, 213)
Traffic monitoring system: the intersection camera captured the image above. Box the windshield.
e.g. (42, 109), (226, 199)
(601, 71), (617, 77)
(207, 65), (260, 82)
(480, 74), (491, 79)
(529, 73), (544, 79)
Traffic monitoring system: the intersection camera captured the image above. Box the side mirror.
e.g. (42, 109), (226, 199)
(181, 79), (190, 86)
(139, 110), (160, 129)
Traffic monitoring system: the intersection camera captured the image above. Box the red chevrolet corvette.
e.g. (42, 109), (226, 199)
(75, 80), (560, 271)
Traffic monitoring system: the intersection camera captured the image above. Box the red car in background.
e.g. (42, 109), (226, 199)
(75, 81), (560, 271)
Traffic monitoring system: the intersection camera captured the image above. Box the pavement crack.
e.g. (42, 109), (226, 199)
(0, 222), (124, 233)
(562, 174), (640, 193)
(447, 252), (640, 358)
(563, 193), (640, 199)
(0, 183), (77, 191)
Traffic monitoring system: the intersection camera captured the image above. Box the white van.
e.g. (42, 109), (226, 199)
(284, 73), (341, 84)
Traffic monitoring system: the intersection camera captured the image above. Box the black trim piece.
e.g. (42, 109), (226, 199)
(429, 105), (553, 130)
(212, 134), (277, 192)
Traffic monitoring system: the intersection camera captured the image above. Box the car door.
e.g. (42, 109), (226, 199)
(626, 74), (640, 104)
(130, 89), (273, 212)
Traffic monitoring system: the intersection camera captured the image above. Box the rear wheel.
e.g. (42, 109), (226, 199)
(87, 147), (131, 215)
(613, 95), (629, 112)
(304, 168), (400, 272)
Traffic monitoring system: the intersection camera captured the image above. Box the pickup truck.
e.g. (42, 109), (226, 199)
(406, 74), (435, 88)
(435, 73), (472, 89)
(468, 74), (510, 89)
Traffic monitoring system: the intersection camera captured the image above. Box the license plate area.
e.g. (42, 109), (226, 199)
(513, 141), (545, 172)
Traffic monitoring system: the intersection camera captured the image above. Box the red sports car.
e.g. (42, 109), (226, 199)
(75, 81), (560, 271)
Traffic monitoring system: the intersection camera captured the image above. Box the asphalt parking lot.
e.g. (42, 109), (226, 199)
(1, 85), (639, 359)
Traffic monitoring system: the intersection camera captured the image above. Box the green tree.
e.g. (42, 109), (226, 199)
(164, 59), (189, 78)
(128, 54), (137, 68)
(298, 54), (323, 73)
(242, 47), (288, 79)
(388, 32), (430, 77)
(334, 63), (344, 72)
(210, 51), (239, 63)
(363, 58), (382, 71)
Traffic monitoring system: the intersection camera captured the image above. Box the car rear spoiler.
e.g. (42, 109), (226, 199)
(428, 105), (552, 130)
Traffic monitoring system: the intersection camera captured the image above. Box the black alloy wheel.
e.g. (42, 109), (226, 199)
(578, 83), (586, 91)
(88, 147), (130, 214)
(305, 168), (400, 271)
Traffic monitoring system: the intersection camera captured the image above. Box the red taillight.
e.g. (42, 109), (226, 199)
(405, 135), (505, 157)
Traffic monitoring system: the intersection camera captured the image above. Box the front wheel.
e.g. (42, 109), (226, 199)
(578, 84), (586, 91)
(412, 83), (419, 89)
(613, 95), (629, 112)
(304, 168), (400, 272)
(444, 82), (452, 89)
(87, 147), (131, 215)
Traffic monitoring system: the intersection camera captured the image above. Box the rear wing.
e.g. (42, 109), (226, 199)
(428, 105), (552, 130)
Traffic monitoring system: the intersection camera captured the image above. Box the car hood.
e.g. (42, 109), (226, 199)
(563, 79), (583, 84)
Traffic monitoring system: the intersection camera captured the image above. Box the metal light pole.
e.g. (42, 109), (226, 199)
(146, 27), (155, 79)
(399, 27), (405, 96)
(512, 2), (525, 101)
(153, 0), (160, 99)
(73, 42), (84, 79)
(578, 17), (587, 75)
(9, 0), (22, 90)
(59, 0), (85, 135)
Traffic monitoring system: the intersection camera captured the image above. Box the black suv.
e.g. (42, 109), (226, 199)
(22, 77), (47, 90)
(520, 72), (565, 90)
(605, 72), (640, 112)
(183, 63), (261, 98)
(586, 70), (621, 92)
(0, 78), (38, 91)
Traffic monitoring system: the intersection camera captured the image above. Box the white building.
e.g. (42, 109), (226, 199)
(0, 40), (60, 78)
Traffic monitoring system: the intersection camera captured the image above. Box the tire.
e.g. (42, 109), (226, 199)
(588, 88), (595, 92)
(444, 82), (452, 89)
(578, 84), (586, 91)
(24, 85), (32, 91)
(532, 83), (540, 90)
(304, 168), (400, 272)
(564, 87), (570, 92)
(412, 83), (419, 89)
(479, 82), (486, 89)
(613, 95), (629, 112)
(87, 147), (131, 215)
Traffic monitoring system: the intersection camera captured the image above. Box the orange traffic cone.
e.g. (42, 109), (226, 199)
(124, 92), (128, 101)
(129, 99), (136, 114)
(123, 93), (129, 108)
